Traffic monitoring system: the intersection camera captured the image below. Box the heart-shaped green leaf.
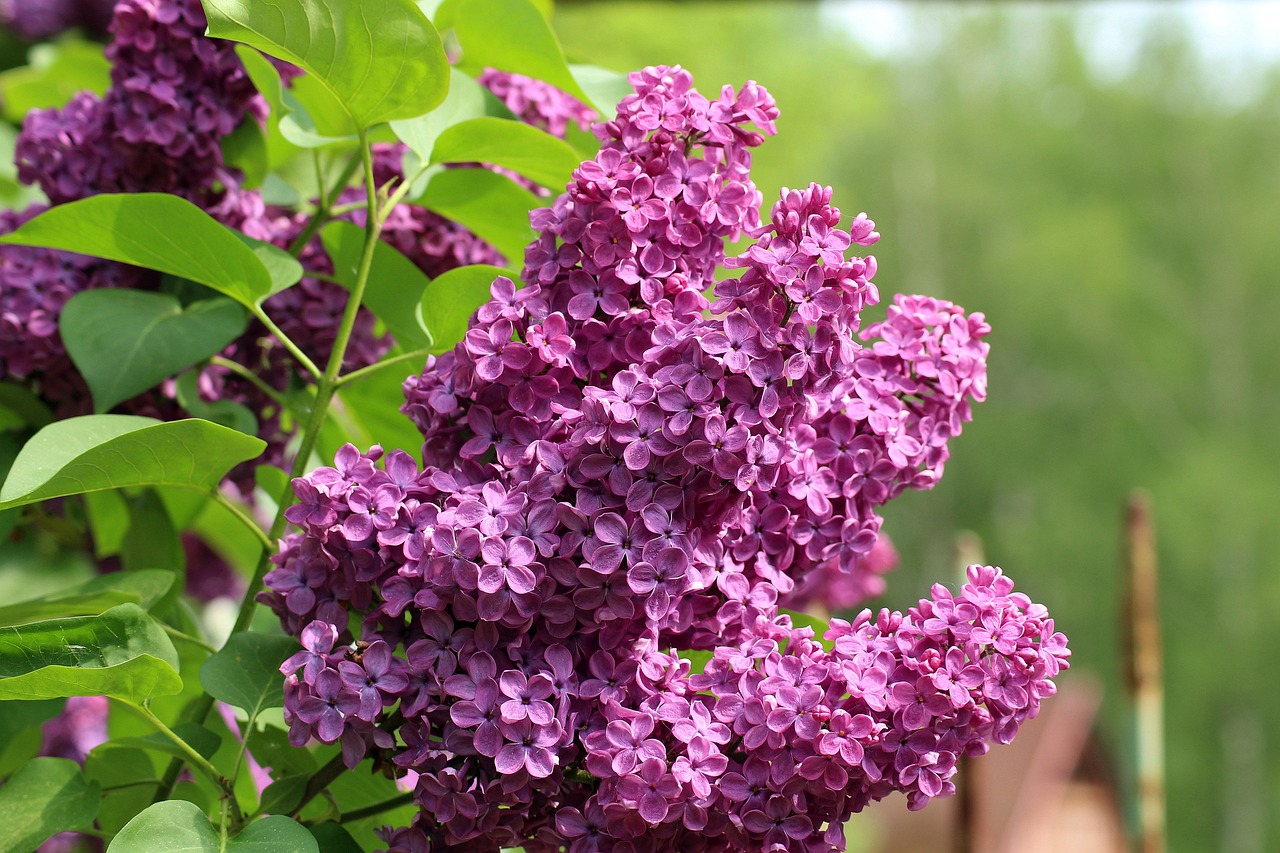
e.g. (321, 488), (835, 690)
(0, 757), (101, 853)
(61, 290), (248, 413)
(107, 800), (319, 853)
(320, 220), (433, 349)
(0, 569), (173, 627)
(430, 117), (580, 190)
(419, 169), (540, 262)
(421, 264), (512, 354)
(200, 631), (299, 717)
(438, 0), (595, 109)
(0, 194), (302, 308)
(0, 604), (181, 703)
(202, 0), (449, 134)
(0, 416), (266, 510)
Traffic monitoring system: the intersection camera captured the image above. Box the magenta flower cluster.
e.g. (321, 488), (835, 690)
(0, 0), (114, 40)
(266, 65), (1069, 851)
(479, 69), (598, 137)
(16, 0), (260, 206)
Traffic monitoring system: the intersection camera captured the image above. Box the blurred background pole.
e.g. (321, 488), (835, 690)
(953, 531), (986, 853)
(1124, 491), (1166, 853)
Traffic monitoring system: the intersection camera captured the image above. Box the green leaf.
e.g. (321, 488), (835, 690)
(308, 822), (363, 853)
(420, 264), (511, 353)
(570, 63), (629, 118)
(439, 0), (594, 108)
(0, 603), (181, 703)
(120, 492), (184, 617)
(200, 631), (299, 717)
(0, 383), (53, 428)
(108, 801), (319, 853)
(84, 747), (157, 835)
(419, 169), (539, 261)
(0, 194), (302, 308)
(176, 371), (259, 437)
(0, 416), (266, 510)
(258, 774), (308, 816)
(0, 39), (111, 124)
(337, 358), (429, 456)
(677, 648), (714, 675)
(430, 117), (580, 190)
(390, 68), (489, 165)
(320, 221), (433, 349)
(0, 699), (63, 776)
(60, 290), (248, 413)
(0, 757), (101, 853)
(234, 46), (308, 163)
(203, 0), (449, 134)
(85, 489), (130, 558)
(222, 117), (269, 189)
(0, 569), (174, 627)
(104, 723), (222, 762)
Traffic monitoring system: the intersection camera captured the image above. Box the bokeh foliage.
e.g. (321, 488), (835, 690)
(554, 4), (1280, 852)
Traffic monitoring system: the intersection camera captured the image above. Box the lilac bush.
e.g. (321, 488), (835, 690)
(265, 65), (1070, 851)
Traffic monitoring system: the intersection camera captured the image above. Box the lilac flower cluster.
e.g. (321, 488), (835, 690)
(479, 69), (598, 137)
(15, 0), (259, 206)
(0, 0), (114, 40)
(265, 65), (1067, 851)
(0, 205), (147, 417)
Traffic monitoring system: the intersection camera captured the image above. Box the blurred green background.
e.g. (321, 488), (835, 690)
(554, 2), (1278, 852)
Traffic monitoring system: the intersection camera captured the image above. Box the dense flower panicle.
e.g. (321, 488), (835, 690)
(0, 204), (148, 413)
(15, 0), (260, 205)
(264, 65), (1064, 852)
(0, 0), (114, 39)
(479, 69), (598, 137)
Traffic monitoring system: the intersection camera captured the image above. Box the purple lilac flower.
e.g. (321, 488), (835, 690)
(264, 66), (1069, 852)
(0, 0), (114, 40)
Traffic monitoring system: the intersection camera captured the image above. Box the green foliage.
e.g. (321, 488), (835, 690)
(308, 822), (364, 853)
(0, 603), (181, 702)
(0, 569), (173, 627)
(430, 117), (580, 189)
(391, 68), (491, 165)
(0, 38), (111, 124)
(438, 0), (594, 108)
(0, 193), (302, 308)
(320, 221), (433, 349)
(0, 416), (266, 510)
(60, 290), (248, 413)
(103, 723), (223, 762)
(419, 168), (539, 261)
(202, 0), (449, 134)
(107, 800), (319, 853)
(0, 757), (101, 853)
(199, 631), (298, 717)
(420, 264), (513, 354)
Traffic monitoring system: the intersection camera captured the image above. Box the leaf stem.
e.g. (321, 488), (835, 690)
(212, 491), (274, 552)
(287, 151), (363, 257)
(336, 347), (433, 387)
(128, 701), (244, 826)
(249, 306), (322, 380)
(337, 791), (416, 824)
(161, 624), (218, 654)
(158, 129), (397, 814)
(208, 356), (290, 409)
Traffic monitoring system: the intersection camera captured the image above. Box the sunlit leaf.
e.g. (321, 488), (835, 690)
(0, 416), (265, 510)
(0, 193), (302, 307)
(0, 604), (181, 703)
(203, 0), (449, 134)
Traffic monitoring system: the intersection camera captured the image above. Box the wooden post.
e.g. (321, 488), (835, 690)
(1123, 491), (1165, 853)
(953, 531), (985, 853)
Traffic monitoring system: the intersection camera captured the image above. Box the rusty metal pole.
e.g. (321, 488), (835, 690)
(1123, 491), (1166, 853)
